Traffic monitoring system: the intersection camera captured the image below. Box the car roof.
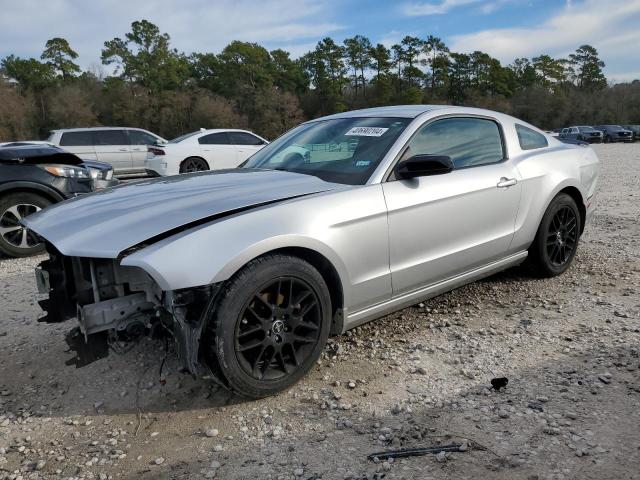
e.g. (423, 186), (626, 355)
(197, 129), (258, 134)
(311, 105), (547, 134)
(50, 127), (154, 133)
(317, 105), (451, 120)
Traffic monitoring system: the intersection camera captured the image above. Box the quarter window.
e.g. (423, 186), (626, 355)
(199, 133), (231, 145)
(94, 130), (128, 145)
(229, 132), (264, 145)
(516, 124), (548, 150)
(406, 117), (504, 169)
(128, 130), (158, 145)
(59, 131), (93, 146)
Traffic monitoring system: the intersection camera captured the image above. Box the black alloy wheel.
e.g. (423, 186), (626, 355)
(180, 157), (209, 173)
(203, 254), (332, 398)
(529, 193), (581, 277)
(235, 277), (322, 381)
(545, 206), (578, 267)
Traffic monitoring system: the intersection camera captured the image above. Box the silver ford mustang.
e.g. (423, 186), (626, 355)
(24, 105), (599, 398)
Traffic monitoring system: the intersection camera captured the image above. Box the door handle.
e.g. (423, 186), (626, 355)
(118, 148), (128, 152)
(497, 177), (517, 188)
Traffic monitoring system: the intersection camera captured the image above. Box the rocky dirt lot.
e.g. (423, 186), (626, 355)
(1, 144), (639, 480)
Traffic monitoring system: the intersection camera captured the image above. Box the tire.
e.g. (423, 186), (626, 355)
(0, 192), (51, 257)
(528, 193), (581, 277)
(202, 254), (332, 399)
(179, 157), (209, 174)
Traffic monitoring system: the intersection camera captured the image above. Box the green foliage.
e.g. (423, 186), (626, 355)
(569, 45), (607, 90)
(1, 20), (637, 142)
(1, 55), (55, 91)
(101, 19), (190, 92)
(41, 37), (80, 80)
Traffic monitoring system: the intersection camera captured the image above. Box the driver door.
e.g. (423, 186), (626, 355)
(382, 116), (522, 296)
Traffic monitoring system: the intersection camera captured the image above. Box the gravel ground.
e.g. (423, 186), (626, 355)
(1, 143), (639, 480)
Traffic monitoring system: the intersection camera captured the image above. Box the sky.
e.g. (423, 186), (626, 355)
(0, 0), (639, 83)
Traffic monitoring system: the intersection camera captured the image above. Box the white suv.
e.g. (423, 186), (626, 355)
(145, 129), (268, 176)
(47, 127), (167, 175)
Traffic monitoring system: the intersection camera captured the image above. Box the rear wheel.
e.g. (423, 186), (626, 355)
(529, 193), (581, 277)
(203, 254), (331, 398)
(0, 192), (51, 257)
(179, 157), (209, 173)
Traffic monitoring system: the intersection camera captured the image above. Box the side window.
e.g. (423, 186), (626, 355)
(570, 127), (579, 134)
(516, 124), (548, 150)
(406, 117), (504, 169)
(94, 130), (128, 145)
(128, 130), (158, 145)
(229, 132), (265, 146)
(199, 133), (231, 145)
(59, 131), (93, 146)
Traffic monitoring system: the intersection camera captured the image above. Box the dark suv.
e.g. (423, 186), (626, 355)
(559, 126), (603, 143)
(594, 125), (634, 143)
(0, 145), (117, 257)
(622, 125), (640, 142)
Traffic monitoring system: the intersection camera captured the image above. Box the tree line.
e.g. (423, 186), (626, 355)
(1, 19), (639, 142)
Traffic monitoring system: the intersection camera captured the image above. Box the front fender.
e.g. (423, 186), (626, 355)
(121, 185), (391, 313)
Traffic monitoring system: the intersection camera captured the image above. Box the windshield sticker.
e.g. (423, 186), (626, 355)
(355, 160), (371, 167)
(345, 127), (389, 137)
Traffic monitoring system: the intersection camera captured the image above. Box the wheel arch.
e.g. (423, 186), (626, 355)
(556, 185), (586, 234)
(262, 246), (344, 335)
(214, 245), (346, 335)
(0, 182), (64, 204)
(180, 156), (210, 171)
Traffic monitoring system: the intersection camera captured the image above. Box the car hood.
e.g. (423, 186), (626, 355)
(23, 169), (345, 258)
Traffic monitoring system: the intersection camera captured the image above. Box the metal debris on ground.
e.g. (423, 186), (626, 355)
(368, 443), (464, 461)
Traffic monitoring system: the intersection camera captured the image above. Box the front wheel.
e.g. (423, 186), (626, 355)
(203, 254), (332, 398)
(528, 193), (581, 277)
(179, 157), (209, 174)
(0, 192), (51, 257)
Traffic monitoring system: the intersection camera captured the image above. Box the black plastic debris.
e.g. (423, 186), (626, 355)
(491, 377), (509, 391)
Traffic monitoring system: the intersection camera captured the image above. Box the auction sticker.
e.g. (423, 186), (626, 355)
(345, 127), (389, 137)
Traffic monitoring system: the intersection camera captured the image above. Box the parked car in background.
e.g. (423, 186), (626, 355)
(0, 145), (117, 257)
(46, 127), (167, 175)
(594, 125), (633, 143)
(145, 129), (268, 176)
(27, 105), (598, 399)
(622, 125), (640, 141)
(559, 126), (603, 143)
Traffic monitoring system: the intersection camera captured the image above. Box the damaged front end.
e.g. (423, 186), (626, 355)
(36, 244), (220, 373)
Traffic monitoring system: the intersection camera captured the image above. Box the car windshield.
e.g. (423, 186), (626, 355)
(242, 117), (411, 185)
(169, 132), (200, 144)
(578, 127), (596, 132)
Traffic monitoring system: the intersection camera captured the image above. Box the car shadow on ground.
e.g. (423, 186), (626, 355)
(0, 264), (540, 419)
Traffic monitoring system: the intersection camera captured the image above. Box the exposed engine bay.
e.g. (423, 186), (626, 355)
(36, 244), (220, 373)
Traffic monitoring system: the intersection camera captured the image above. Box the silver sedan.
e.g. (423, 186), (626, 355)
(25, 105), (599, 398)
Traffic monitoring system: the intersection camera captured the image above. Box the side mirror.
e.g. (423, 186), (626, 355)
(394, 154), (454, 180)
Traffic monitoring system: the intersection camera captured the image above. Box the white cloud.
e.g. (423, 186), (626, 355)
(402, 0), (482, 16)
(449, 0), (640, 81)
(0, 0), (344, 68)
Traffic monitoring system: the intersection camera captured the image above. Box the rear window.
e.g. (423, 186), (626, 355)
(516, 124), (548, 150)
(229, 132), (264, 146)
(199, 133), (231, 145)
(94, 130), (128, 145)
(59, 131), (93, 146)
